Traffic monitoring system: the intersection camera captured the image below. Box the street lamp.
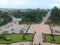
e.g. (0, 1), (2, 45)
(47, 19), (55, 41)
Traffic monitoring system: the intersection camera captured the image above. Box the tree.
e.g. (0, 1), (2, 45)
(12, 10), (23, 18)
(0, 12), (12, 26)
(14, 9), (47, 24)
(50, 7), (60, 24)
(48, 7), (60, 41)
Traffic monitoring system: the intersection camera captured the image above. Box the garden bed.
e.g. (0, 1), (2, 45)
(0, 33), (34, 44)
(43, 34), (60, 44)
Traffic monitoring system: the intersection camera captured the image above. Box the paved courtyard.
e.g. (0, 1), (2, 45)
(28, 22), (60, 45)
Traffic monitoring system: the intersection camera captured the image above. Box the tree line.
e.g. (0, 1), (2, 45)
(49, 7), (60, 24)
(0, 9), (47, 26)
(0, 11), (12, 26)
(13, 9), (47, 24)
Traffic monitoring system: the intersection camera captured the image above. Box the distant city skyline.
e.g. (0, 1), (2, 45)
(0, 0), (59, 9)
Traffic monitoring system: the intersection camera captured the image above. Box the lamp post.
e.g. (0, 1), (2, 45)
(47, 19), (55, 41)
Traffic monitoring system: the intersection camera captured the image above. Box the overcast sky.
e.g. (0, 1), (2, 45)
(0, 0), (59, 9)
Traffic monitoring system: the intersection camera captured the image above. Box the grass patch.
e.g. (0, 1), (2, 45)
(0, 33), (34, 44)
(44, 34), (60, 44)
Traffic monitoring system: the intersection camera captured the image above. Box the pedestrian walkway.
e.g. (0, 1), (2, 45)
(27, 11), (60, 45)
(28, 22), (60, 45)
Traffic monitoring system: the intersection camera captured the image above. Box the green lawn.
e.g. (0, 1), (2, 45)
(0, 33), (34, 44)
(44, 34), (60, 44)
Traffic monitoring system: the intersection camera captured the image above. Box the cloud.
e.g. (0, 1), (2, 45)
(0, 0), (34, 7)
(10, 0), (32, 6)
(9, 0), (38, 6)
(0, 0), (60, 9)
(48, 0), (60, 8)
(0, 0), (39, 6)
(49, 3), (60, 8)
(53, 0), (60, 2)
(52, 4), (59, 7)
(0, 0), (8, 6)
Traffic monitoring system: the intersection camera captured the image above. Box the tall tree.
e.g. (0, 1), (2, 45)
(50, 7), (60, 24)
